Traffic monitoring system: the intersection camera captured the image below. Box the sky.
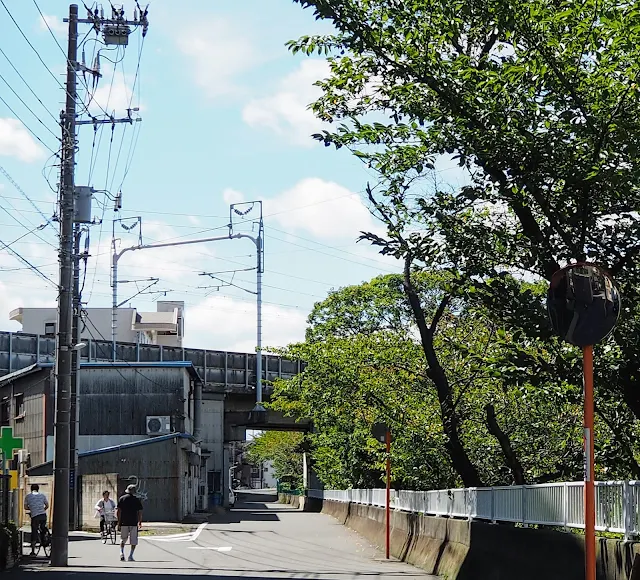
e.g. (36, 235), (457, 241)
(0, 0), (466, 353)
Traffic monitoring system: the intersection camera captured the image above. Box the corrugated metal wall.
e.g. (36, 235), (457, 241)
(79, 367), (186, 436)
(0, 370), (51, 466)
(0, 331), (302, 391)
(80, 438), (195, 521)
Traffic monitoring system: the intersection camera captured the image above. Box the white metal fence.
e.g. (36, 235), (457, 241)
(308, 481), (640, 539)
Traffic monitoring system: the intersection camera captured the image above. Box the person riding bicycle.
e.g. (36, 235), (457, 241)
(95, 490), (117, 536)
(24, 483), (49, 556)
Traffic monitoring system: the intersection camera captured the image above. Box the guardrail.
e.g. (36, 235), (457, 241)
(309, 481), (640, 540)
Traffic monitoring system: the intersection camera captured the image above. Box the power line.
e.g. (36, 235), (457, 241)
(0, 92), (58, 155)
(0, 46), (59, 124)
(0, 236), (57, 287)
(0, 71), (60, 141)
(0, 165), (57, 233)
(1, 0), (75, 107)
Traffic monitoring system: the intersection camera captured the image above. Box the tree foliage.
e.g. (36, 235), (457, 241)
(269, 274), (609, 489)
(282, 0), (640, 486)
(245, 431), (305, 489)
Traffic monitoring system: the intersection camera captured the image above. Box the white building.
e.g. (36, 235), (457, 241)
(9, 300), (185, 347)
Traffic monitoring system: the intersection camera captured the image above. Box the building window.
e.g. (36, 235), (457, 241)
(14, 394), (24, 420)
(177, 317), (183, 337)
(44, 322), (56, 337)
(0, 399), (9, 425)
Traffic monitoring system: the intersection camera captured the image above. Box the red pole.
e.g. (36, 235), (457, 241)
(385, 429), (391, 560)
(583, 345), (596, 580)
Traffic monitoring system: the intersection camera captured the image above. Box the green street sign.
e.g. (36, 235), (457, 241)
(0, 426), (23, 462)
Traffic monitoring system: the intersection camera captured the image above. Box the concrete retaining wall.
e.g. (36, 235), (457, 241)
(322, 499), (640, 580)
(278, 493), (323, 513)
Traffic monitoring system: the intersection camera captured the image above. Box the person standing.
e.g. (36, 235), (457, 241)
(24, 483), (49, 556)
(117, 484), (143, 562)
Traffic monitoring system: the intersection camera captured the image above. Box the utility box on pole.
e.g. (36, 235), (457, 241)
(73, 186), (93, 223)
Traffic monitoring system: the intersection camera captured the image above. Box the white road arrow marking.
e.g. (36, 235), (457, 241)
(145, 522), (208, 543)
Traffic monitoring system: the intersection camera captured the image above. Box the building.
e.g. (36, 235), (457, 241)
(9, 300), (185, 347)
(28, 434), (200, 522)
(0, 360), (225, 521)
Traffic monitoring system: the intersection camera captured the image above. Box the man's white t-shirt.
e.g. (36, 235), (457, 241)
(95, 498), (116, 515)
(25, 492), (48, 517)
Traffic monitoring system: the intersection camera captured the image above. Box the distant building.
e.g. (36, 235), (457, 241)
(9, 300), (185, 347)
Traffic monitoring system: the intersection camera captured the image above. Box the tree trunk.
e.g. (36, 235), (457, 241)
(402, 257), (484, 488)
(485, 403), (525, 485)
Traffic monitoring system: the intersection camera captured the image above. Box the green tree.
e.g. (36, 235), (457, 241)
(289, 0), (640, 474)
(245, 431), (305, 489)
(271, 274), (586, 488)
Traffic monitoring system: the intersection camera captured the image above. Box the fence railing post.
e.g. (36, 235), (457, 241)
(522, 485), (528, 527)
(491, 487), (496, 523)
(623, 481), (632, 541)
(563, 482), (568, 531)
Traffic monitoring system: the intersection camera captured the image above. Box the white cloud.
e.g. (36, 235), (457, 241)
(225, 178), (384, 241)
(222, 188), (245, 206)
(90, 75), (135, 116)
(176, 18), (257, 98)
(0, 118), (46, 163)
(242, 60), (329, 146)
(38, 14), (67, 36)
(266, 178), (383, 241)
(185, 295), (307, 351)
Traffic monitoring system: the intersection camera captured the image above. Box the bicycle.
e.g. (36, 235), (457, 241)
(32, 519), (51, 558)
(101, 513), (117, 545)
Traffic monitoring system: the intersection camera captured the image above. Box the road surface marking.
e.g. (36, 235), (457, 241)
(188, 546), (232, 552)
(145, 522), (208, 543)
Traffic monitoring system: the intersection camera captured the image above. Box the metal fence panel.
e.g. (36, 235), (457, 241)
(492, 486), (523, 523)
(524, 483), (565, 526)
(595, 482), (625, 533)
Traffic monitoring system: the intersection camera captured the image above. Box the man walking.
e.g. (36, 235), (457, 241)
(117, 484), (143, 562)
(24, 483), (49, 556)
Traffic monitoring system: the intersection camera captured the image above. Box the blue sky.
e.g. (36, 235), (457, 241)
(0, 0), (465, 351)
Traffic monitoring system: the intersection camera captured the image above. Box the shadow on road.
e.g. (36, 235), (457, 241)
(10, 570), (425, 579)
(210, 500), (305, 524)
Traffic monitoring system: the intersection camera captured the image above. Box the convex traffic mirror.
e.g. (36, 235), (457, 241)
(547, 263), (621, 347)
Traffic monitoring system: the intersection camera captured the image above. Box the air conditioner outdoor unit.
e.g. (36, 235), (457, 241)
(146, 415), (171, 436)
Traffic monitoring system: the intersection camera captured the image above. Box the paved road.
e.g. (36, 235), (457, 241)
(13, 495), (439, 579)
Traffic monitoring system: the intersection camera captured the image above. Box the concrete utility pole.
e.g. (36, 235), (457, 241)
(53, 2), (149, 563)
(69, 229), (80, 530)
(51, 3), (78, 567)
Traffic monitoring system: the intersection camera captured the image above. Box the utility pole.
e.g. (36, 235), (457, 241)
(53, 2), (148, 564)
(51, 3), (78, 567)
(69, 228), (80, 530)
(70, 226), (88, 530)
